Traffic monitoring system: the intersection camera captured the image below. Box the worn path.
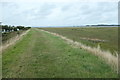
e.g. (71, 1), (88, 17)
(2, 28), (117, 78)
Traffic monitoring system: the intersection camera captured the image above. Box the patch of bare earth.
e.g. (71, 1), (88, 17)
(79, 37), (107, 43)
(1, 30), (30, 52)
(41, 29), (118, 72)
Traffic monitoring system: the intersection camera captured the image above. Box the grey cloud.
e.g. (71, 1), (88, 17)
(1, 2), (117, 26)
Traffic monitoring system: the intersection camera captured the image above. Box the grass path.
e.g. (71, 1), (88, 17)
(2, 28), (117, 78)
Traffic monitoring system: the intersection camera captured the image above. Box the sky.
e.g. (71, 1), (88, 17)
(0, 0), (118, 27)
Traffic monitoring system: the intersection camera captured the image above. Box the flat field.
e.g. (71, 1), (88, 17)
(41, 27), (118, 55)
(2, 28), (117, 78)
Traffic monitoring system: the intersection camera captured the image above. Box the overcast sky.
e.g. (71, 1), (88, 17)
(0, 0), (118, 27)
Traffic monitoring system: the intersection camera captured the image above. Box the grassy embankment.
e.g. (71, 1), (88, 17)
(41, 27), (118, 55)
(2, 31), (24, 44)
(3, 28), (117, 78)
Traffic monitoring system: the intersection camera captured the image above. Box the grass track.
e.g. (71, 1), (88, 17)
(3, 28), (117, 78)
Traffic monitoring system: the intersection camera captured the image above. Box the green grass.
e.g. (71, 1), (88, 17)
(2, 28), (117, 78)
(41, 27), (118, 55)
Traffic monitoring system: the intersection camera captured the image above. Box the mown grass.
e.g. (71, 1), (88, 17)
(2, 28), (117, 78)
(41, 27), (118, 55)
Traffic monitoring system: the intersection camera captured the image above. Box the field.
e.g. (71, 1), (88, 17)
(41, 27), (118, 55)
(2, 28), (118, 78)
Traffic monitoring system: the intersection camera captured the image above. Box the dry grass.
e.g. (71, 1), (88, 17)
(41, 29), (118, 72)
(41, 27), (118, 54)
(1, 30), (30, 52)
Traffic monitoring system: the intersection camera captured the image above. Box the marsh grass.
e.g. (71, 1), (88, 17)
(41, 27), (118, 54)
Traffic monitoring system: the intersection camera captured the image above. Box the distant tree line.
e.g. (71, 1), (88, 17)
(1, 25), (31, 33)
(86, 24), (119, 27)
